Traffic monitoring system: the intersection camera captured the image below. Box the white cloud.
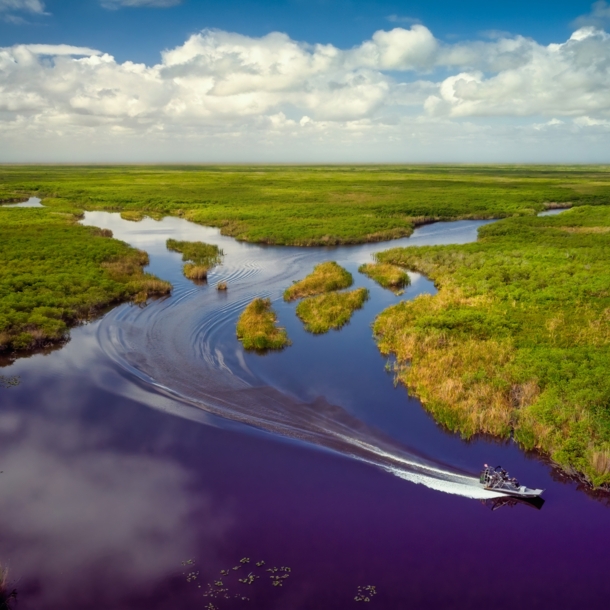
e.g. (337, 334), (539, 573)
(0, 410), (230, 607)
(1, 25), (610, 162)
(101, 0), (182, 9)
(572, 1), (610, 29)
(0, 0), (46, 21)
(0, 0), (45, 12)
(428, 28), (610, 118)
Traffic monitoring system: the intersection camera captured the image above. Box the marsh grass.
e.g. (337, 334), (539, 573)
(120, 210), (145, 222)
(284, 262), (352, 301)
(359, 262), (410, 293)
(5, 165), (607, 246)
(374, 205), (610, 486)
(296, 288), (369, 334)
(0, 207), (170, 354)
(166, 239), (223, 281)
(237, 298), (291, 350)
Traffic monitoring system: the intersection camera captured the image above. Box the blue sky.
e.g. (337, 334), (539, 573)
(0, 1), (599, 64)
(2, 0), (610, 162)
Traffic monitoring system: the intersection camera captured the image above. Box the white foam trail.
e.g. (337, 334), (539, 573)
(82, 209), (504, 503)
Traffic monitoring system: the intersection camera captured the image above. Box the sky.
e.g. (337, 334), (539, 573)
(1, 0), (610, 162)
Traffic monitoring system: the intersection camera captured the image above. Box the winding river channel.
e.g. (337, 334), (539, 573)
(1, 201), (609, 609)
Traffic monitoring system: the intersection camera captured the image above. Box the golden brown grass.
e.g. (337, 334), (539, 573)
(120, 210), (145, 222)
(283, 262), (352, 301)
(590, 449), (610, 476)
(560, 226), (610, 234)
(296, 288), (369, 334)
(166, 239), (223, 282)
(374, 206), (610, 486)
(102, 252), (171, 303)
(373, 291), (526, 437)
(359, 262), (410, 293)
(183, 264), (209, 280)
(236, 298), (291, 350)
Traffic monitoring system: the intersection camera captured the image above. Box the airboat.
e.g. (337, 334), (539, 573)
(479, 465), (544, 499)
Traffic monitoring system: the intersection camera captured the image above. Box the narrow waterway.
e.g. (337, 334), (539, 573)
(0, 201), (608, 609)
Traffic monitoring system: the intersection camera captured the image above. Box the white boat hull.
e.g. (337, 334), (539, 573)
(482, 484), (544, 498)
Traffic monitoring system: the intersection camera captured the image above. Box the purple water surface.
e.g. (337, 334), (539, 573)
(0, 207), (608, 609)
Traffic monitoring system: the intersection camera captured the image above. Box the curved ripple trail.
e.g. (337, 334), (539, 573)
(85, 211), (502, 500)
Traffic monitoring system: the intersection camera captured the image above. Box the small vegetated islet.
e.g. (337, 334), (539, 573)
(166, 238), (223, 281)
(296, 288), (369, 334)
(236, 298), (290, 351)
(284, 261), (353, 301)
(359, 262), (410, 293)
(120, 210), (145, 222)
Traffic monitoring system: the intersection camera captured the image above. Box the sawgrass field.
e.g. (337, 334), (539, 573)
(2, 164), (610, 485)
(3, 165), (610, 245)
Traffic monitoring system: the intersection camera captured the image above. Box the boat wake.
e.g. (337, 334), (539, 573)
(81, 210), (505, 501)
(98, 300), (501, 501)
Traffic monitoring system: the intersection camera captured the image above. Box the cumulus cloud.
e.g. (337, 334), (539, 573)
(428, 28), (610, 118)
(572, 1), (610, 29)
(1, 24), (610, 161)
(101, 0), (182, 9)
(0, 0), (46, 22)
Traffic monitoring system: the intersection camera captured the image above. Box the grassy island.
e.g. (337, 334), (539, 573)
(166, 239), (223, 281)
(236, 298), (291, 350)
(296, 288), (369, 334)
(374, 206), (610, 487)
(359, 262), (410, 293)
(3, 165), (610, 247)
(120, 210), (145, 222)
(0, 206), (170, 354)
(284, 262), (353, 301)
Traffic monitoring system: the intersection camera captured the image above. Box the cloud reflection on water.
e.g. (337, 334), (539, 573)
(0, 403), (231, 608)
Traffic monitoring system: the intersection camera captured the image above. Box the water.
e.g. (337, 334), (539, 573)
(0, 204), (608, 609)
(2, 197), (44, 208)
(538, 207), (571, 216)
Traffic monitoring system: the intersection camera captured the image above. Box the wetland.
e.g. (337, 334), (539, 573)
(1, 166), (610, 609)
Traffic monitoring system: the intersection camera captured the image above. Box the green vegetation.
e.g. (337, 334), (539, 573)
(120, 210), (145, 222)
(284, 262), (353, 301)
(166, 238), (223, 281)
(3, 165), (610, 489)
(374, 206), (610, 487)
(359, 262), (410, 293)
(0, 375), (19, 389)
(0, 206), (170, 354)
(2, 165), (610, 246)
(236, 298), (291, 350)
(296, 288), (369, 334)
